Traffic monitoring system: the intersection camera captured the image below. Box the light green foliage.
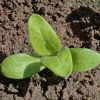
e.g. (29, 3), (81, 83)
(28, 14), (62, 56)
(41, 48), (73, 77)
(1, 54), (44, 79)
(96, 0), (100, 8)
(70, 48), (100, 72)
(1, 14), (100, 79)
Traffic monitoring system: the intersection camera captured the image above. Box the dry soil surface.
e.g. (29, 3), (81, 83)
(0, 0), (100, 100)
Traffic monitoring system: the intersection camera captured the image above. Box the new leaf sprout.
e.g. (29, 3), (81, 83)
(1, 14), (100, 79)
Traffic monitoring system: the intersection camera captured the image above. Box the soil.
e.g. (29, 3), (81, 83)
(0, 0), (100, 100)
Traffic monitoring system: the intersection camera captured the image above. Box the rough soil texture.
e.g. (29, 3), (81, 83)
(0, 0), (100, 100)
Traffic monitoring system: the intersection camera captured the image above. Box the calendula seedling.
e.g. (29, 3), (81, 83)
(1, 14), (100, 79)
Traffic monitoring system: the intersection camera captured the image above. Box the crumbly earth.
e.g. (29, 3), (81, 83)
(0, 0), (100, 100)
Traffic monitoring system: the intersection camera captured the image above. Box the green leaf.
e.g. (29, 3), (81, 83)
(41, 48), (73, 78)
(28, 14), (62, 56)
(70, 48), (100, 72)
(1, 54), (45, 79)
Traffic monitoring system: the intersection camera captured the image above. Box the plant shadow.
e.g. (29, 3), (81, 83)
(39, 68), (64, 85)
(38, 68), (64, 96)
(0, 74), (30, 97)
(66, 6), (100, 48)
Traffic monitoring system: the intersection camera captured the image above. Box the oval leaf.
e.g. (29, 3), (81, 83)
(1, 54), (45, 79)
(28, 14), (62, 56)
(41, 48), (73, 78)
(70, 48), (100, 72)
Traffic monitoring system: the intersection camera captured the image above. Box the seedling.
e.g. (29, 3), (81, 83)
(1, 14), (100, 79)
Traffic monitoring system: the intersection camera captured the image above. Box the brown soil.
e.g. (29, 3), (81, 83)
(0, 0), (100, 100)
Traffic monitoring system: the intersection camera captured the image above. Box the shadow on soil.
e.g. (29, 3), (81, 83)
(0, 76), (30, 97)
(66, 6), (100, 48)
(0, 74), (30, 97)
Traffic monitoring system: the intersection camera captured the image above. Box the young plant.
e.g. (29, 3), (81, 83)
(1, 14), (100, 79)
